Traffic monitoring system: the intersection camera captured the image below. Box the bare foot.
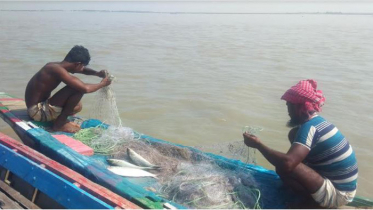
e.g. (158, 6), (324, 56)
(53, 121), (81, 133)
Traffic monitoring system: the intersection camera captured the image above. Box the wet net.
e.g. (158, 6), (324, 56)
(195, 126), (263, 165)
(74, 127), (262, 209)
(90, 85), (122, 127)
(74, 84), (264, 209)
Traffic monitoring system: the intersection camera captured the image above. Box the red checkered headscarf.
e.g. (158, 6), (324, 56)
(281, 79), (325, 112)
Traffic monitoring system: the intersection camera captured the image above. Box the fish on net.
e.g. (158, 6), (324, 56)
(74, 83), (264, 209)
(74, 126), (263, 209)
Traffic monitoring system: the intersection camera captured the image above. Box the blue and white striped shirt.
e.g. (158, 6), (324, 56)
(294, 115), (358, 191)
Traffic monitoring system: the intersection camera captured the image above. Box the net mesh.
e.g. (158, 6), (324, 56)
(75, 84), (263, 209)
(194, 126), (263, 165)
(90, 85), (122, 127)
(74, 128), (262, 209)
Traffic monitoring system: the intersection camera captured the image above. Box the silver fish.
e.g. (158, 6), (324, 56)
(107, 159), (156, 170)
(127, 148), (161, 169)
(107, 166), (157, 178)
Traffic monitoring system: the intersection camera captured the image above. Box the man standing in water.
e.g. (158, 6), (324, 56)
(243, 79), (358, 208)
(25, 45), (111, 133)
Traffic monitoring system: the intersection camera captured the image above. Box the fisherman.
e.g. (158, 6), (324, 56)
(25, 45), (111, 133)
(243, 79), (358, 208)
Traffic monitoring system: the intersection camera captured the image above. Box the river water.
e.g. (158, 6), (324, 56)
(1, 1), (372, 198)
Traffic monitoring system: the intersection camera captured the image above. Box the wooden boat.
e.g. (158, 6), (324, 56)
(0, 92), (372, 209)
(0, 131), (140, 209)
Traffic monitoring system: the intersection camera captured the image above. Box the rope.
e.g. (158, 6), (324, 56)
(73, 127), (117, 155)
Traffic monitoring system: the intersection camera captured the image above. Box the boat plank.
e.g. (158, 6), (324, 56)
(0, 100), (27, 111)
(0, 143), (115, 209)
(0, 189), (24, 209)
(0, 132), (141, 209)
(0, 180), (39, 209)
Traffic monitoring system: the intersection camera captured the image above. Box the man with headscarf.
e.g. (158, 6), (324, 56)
(243, 79), (358, 208)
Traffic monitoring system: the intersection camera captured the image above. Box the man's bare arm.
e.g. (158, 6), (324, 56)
(56, 67), (111, 93)
(243, 133), (309, 173)
(81, 67), (106, 78)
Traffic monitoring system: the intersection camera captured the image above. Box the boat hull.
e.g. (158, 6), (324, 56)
(1, 92), (371, 209)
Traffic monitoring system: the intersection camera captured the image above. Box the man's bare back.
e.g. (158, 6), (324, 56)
(25, 46), (111, 133)
(25, 62), (64, 108)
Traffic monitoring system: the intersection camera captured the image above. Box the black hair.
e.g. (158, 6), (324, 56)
(63, 45), (91, 66)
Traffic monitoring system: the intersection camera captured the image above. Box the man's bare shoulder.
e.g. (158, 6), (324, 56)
(43, 62), (64, 71)
(42, 62), (68, 75)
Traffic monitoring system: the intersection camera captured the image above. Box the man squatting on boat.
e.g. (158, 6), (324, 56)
(243, 79), (358, 208)
(25, 45), (111, 133)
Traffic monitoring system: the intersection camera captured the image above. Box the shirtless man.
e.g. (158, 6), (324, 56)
(25, 45), (111, 133)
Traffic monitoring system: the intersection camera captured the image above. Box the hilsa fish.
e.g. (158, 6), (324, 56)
(127, 148), (161, 169)
(107, 159), (157, 170)
(107, 166), (157, 178)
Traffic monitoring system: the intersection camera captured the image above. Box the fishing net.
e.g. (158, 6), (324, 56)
(155, 162), (260, 209)
(73, 123), (264, 209)
(74, 129), (263, 209)
(90, 85), (122, 127)
(195, 126), (263, 165)
(74, 83), (264, 209)
(73, 126), (135, 155)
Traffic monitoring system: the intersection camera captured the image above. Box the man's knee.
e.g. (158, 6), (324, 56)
(63, 85), (78, 93)
(275, 167), (310, 196)
(73, 90), (84, 98)
(279, 163), (325, 194)
(73, 101), (83, 114)
(276, 167), (289, 179)
(276, 169), (286, 183)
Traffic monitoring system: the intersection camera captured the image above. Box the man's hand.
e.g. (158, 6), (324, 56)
(243, 132), (261, 149)
(97, 70), (108, 78)
(100, 76), (112, 87)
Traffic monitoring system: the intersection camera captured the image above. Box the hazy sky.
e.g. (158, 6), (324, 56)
(2, 0), (372, 14)
(1, 0), (373, 1)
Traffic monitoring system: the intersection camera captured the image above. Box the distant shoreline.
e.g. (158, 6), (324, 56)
(2, 0), (372, 15)
(1, 0), (372, 2)
(1, 10), (373, 16)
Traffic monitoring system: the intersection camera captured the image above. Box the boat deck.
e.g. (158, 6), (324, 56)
(0, 179), (39, 209)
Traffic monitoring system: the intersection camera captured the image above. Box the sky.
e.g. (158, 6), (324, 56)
(1, 0), (373, 2)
